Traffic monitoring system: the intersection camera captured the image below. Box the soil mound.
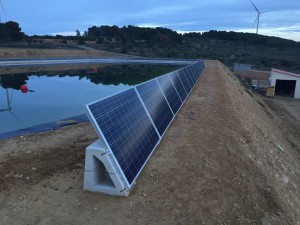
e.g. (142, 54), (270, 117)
(0, 60), (299, 225)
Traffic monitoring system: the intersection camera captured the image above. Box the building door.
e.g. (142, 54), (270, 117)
(275, 79), (296, 98)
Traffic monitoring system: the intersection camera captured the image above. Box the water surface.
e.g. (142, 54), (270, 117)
(0, 64), (181, 135)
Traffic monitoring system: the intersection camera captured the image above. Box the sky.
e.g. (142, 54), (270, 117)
(1, 0), (300, 41)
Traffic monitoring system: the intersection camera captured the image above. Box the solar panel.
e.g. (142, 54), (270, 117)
(188, 65), (198, 84)
(195, 62), (202, 78)
(189, 61), (204, 84)
(136, 79), (173, 136)
(201, 62), (205, 73)
(195, 64), (201, 79)
(87, 88), (160, 185)
(169, 72), (187, 102)
(157, 74), (182, 115)
(177, 69), (192, 94)
(84, 60), (206, 195)
(193, 63), (199, 77)
(183, 67), (196, 87)
(197, 61), (205, 77)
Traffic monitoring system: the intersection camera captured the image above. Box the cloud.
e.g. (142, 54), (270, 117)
(2, 0), (300, 41)
(50, 31), (77, 36)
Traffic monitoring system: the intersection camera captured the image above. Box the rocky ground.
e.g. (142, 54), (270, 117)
(0, 60), (299, 225)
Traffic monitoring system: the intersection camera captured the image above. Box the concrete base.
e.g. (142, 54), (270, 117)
(83, 139), (131, 197)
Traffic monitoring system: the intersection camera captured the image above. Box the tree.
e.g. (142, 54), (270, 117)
(76, 29), (81, 36)
(0, 21), (24, 41)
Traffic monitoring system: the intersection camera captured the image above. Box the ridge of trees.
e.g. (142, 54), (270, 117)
(85, 25), (299, 49)
(184, 30), (300, 48)
(2, 21), (298, 49)
(0, 21), (25, 42)
(0, 21), (299, 72)
(87, 25), (183, 46)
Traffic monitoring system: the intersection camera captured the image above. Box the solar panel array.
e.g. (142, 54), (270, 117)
(86, 61), (205, 189)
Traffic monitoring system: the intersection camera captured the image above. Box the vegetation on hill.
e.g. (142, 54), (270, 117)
(0, 21), (25, 42)
(0, 22), (299, 73)
(87, 25), (182, 46)
(199, 30), (299, 48)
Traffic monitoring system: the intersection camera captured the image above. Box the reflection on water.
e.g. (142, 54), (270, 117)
(0, 65), (181, 134)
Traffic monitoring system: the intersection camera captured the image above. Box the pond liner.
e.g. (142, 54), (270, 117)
(0, 114), (89, 140)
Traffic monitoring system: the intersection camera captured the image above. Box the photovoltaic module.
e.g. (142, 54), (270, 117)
(84, 61), (205, 195)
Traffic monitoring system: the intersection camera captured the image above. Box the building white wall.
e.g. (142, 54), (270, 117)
(270, 71), (300, 99)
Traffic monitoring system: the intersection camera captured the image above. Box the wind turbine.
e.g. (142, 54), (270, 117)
(0, 88), (27, 127)
(250, 0), (272, 34)
(0, 0), (6, 22)
(0, 88), (13, 112)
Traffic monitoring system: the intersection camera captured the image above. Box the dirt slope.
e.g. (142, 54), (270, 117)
(0, 47), (132, 75)
(0, 60), (299, 225)
(0, 48), (126, 59)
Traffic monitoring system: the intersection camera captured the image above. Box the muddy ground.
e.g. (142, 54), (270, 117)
(0, 60), (299, 225)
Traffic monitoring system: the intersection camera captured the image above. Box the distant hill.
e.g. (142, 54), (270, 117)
(81, 26), (300, 72)
(1, 22), (299, 73)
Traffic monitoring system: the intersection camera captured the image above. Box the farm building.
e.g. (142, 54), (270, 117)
(269, 69), (300, 99)
(234, 63), (252, 72)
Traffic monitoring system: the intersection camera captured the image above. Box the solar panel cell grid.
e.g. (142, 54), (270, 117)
(177, 69), (191, 93)
(136, 79), (174, 136)
(189, 65), (198, 83)
(88, 88), (160, 185)
(183, 67), (196, 87)
(157, 75), (182, 115)
(169, 72), (187, 102)
(196, 62), (202, 75)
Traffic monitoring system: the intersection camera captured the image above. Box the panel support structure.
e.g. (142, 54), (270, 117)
(83, 139), (132, 196)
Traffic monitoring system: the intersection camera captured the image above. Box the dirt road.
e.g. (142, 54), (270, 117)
(0, 60), (299, 225)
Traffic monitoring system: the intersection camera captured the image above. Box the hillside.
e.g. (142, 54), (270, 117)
(1, 23), (300, 73)
(0, 47), (132, 75)
(0, 47), (126, 59)
(83, 27), (300, 72)
(0, 60), (299, 224)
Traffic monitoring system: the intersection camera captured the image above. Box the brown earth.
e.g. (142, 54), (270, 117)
(0, 64), (109, 76)
(0, 60), (300, 225)
(0, 48), (126, 59)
